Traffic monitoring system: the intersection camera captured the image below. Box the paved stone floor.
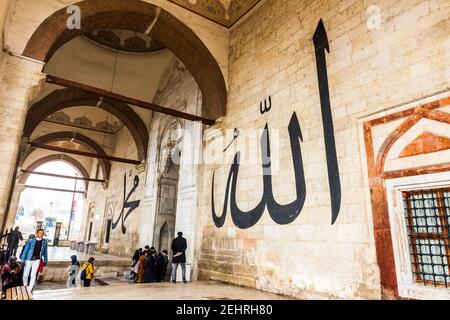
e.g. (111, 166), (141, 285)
(32, 281), (291, 300)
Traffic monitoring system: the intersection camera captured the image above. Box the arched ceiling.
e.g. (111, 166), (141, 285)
(84, 29), (166, 53)
(44, 36), (175, 104)
(22, 0), (228, 120)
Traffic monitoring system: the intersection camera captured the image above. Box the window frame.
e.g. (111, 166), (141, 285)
(402, 188), (450, 288)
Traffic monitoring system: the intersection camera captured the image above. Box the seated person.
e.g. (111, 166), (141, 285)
(0, 256), (22, 299)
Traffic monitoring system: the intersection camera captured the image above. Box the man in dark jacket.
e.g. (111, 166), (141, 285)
(171, 232), (187, 283)
(7, 227), (23, 257)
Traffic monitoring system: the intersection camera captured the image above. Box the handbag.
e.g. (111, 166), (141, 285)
(38, 258), (44, 273)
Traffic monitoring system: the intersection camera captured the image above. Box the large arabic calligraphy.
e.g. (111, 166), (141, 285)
(212, 112), (306, 229)
(112, 174), (141, 234)
(211, 19), (341, 229)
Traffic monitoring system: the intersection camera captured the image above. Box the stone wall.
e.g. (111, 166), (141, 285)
(0, 56), (44, 231)
(80, 125), (145, 258)
(0, 0), (14, 65)
(138, 58), (204, 278)
(197, 0), (450, 299)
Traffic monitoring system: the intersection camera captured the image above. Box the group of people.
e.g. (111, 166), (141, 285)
(132, 231), (188, 284)
(132, 247), (169, 283)
(0, 228), (48, 298)
(1, 228), (189, 298)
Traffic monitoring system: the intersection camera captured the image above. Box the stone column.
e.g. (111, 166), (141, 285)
(4, 183), (26, 229)
(0, 55), (45, 232)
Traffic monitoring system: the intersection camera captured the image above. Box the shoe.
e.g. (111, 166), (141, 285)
(183, 280), (187, 283)
(172, 280), (176, 283)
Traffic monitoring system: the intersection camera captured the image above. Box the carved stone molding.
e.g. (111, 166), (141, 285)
(169, 0), (262, 28)
(84, 29), (166, 53)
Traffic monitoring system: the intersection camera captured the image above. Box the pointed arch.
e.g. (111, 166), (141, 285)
(22, 0), (227, 120)
(19, 154), (90, 191)
(24, 88), (149, 161)
(20, 131), (111, 180)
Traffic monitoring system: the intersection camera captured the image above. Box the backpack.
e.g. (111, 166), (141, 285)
(80, 264), (89, 280)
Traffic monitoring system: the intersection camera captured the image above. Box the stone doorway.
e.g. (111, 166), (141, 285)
(153, 157), (180, 253)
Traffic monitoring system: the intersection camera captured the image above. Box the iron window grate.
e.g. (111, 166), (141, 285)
(403, 188), (450, 288)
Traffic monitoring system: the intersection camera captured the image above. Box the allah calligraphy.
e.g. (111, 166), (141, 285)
(112, 174), (141, 234)
(212, 112), (306, 229)
(260, 96), (272, 115)
(313, 19), (341, 225)
(223, 128), (240, 153)
(211, 19), (341, 229)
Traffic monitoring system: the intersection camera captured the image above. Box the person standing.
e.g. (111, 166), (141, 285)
(161, 250), (169, 281)
(156, 252), (166, 282)
(171, 232), (187, 283)
(19, 234), (35, 258)
(130, 249), (140, 281)
(80, 257), (97, 287)
(66, 255), (80, 288)
(7, 227), (23, 257)
(137, 251), (147, 283)
(20, 229), (48, 291)
(145, 247), (157, 283)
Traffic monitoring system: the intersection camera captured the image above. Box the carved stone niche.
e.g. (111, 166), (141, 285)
(158, 120), (183, 178)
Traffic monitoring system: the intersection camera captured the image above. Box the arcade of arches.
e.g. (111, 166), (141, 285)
(0, 0), (449, 300)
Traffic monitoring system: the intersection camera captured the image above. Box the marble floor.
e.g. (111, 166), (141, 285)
(32, 281), (291, 300)
(47, 247), (128, 262)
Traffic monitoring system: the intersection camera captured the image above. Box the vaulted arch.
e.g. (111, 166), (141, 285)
(24, 88), (149, 161)
(22, 0), (227, 120)
(19, 154), (90, 191)
(20, 131), (112, 180)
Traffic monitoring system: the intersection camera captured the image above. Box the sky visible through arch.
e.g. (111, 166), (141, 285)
(16, 161), (85, 241)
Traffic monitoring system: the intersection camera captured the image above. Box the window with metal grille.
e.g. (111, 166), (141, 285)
(403, 189), (450, 288)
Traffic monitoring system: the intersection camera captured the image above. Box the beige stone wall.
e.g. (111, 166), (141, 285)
(0, 0), (14, 64)
(0, 56), (45, 231)
(198, 0), (450, 299)
(138, 59), (204, 278)
(80, 126), (145, 258)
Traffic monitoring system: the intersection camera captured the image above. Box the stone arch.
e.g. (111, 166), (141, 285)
(375, 107), (450, 174)
(18, 154), (90, 191)
(24, 88), (149, 161)
(21, 131), (112, 180)
(22, 0), (227, 120)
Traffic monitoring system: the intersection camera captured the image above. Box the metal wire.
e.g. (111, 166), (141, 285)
(403, 189), (450, 288)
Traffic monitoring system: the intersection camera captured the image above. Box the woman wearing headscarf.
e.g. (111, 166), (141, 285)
(66, 255), (80, 288)
(156, 252), (166, 282)
(0, 256), (21, 298)
(145, 247), (158, 283)
(137, 251), (147, 283)
(130, 249), (140, 281)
